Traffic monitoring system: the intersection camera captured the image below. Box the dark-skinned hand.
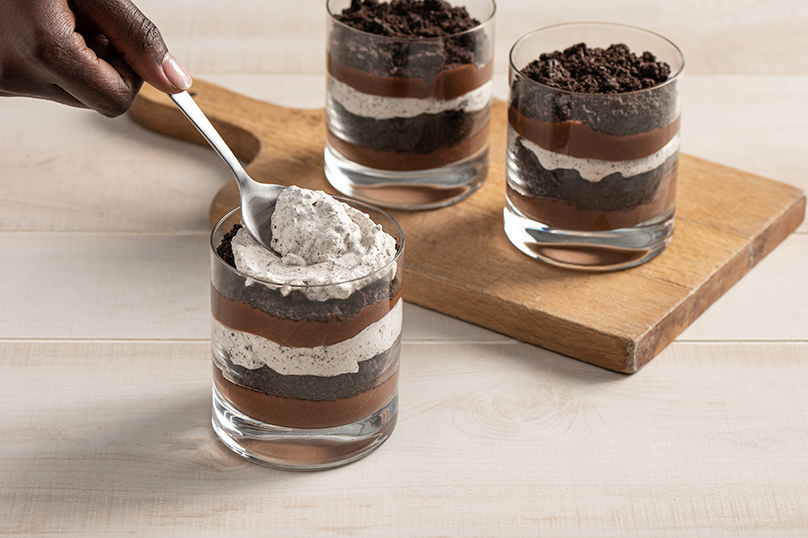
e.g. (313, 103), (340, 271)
(0, 0), (192, 117)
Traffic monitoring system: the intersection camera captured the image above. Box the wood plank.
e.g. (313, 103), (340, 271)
(679, 231), (808, 341)
(3, 75), (805, 233)
(132, 0), (808, 74)
(128, 81), (805, 372)
(3, 231), (805, 343)
(0, 232), (211, 340)
(680, 75), (808, 227)
(2, 340), (807, 537)
(0, 230), (506, 342)
(0, 99), (227, 233)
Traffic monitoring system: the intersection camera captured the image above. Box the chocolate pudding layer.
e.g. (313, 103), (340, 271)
(509, 107), (680, 161)
(328, 58), (493, 100)
(327, 0), (493, 171)
(214, 367), (399, 429)
(212, 285), (403, 348)
(507, 42), (680, 232)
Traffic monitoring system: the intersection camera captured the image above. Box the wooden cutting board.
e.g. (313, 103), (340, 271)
(129, 80), (805, 373)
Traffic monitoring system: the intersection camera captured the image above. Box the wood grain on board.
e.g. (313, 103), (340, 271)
(129, 80), (805, 373)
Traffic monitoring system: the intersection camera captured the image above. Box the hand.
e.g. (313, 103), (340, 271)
(0, 0), (192, 117)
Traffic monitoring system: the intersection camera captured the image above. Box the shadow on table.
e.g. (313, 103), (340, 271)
(6, 386), (315, 522)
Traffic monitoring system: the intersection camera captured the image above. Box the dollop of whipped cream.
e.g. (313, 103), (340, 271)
(231, 186), (398, 301)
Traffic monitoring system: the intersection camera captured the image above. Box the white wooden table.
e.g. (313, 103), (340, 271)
(1, 1), (807, 536)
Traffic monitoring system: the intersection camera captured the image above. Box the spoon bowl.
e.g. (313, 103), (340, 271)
(168, 90), (283, 250)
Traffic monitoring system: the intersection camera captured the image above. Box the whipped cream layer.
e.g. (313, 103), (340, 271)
(213, 298), (402, 377)
(513, 130), (680, 183)
(232, 186), (397, 301)
(329, 77), (493, 120)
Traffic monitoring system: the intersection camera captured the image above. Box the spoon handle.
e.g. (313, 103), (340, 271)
(168, 91), (251, 186)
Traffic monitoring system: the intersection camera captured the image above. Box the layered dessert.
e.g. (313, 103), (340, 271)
(507, 42), (680, 231)
(326, 0), (494, 171)
(210, 187), (403, 429)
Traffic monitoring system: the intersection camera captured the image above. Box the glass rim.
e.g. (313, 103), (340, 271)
(326, 0), (497, 42)
(210, 197), (405, 290)
(509, 22), (685, 97)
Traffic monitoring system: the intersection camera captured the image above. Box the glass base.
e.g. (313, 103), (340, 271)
(212, 385), (398, 471)
(324, 142), (488, 210)
(503, 202), (675, 271)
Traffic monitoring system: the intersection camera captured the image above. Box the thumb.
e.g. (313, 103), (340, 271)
(71, 0), (192, 93)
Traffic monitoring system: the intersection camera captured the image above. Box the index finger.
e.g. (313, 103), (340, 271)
(71, 0), (191, 93)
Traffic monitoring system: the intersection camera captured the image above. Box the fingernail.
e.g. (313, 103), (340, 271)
(163, 53), (193, 90)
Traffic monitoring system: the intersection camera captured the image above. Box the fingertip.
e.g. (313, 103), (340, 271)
(162, 53), (193, 91)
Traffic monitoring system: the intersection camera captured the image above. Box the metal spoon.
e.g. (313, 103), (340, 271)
(168, 91), (283, 250)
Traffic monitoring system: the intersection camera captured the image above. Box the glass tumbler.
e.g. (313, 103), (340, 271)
(324, 0), (496, 209)
(504, 23), (684, 270)
(210, 202), (404, 470)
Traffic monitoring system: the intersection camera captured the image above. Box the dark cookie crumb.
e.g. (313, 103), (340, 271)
(329, 0), (490, 79)
(512, 136), (677, 211)
(522, 42), (670, 94)
(216, 223), (242, 267)
(337, 0), (480, 38)
(509, 42), (680, 135)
